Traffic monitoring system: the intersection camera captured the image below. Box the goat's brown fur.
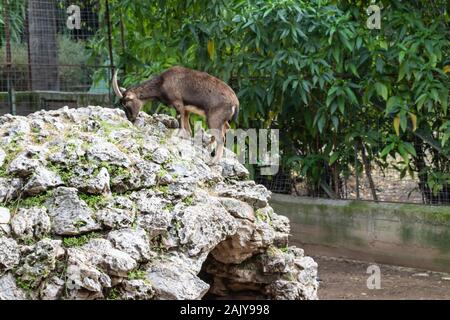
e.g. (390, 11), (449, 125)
(112, 66), (239, 163)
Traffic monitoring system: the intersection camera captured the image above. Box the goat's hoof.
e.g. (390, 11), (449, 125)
(175, 129), (191, 139)
(208, 156), (222, 166)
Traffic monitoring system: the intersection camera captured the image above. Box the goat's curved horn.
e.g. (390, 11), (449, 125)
(112, 69), (124, 99)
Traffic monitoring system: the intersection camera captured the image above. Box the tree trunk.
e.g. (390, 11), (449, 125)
(27, 0), (59, 90)
(359, 139), (378, 202)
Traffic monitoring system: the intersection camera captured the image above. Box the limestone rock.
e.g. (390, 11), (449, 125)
(215, 180), (271, 209)
(7, 150), (41, 177)
(270, 211), (291, 247)
(218, 156), (249, 179)
(47, 138), (86, 165)
(95, 207), (135, 229)
(146, 260), (209, 300)
(65, 254), (111, 299)
(0, 148), (5, 167)
(266, 279), (316, 300)
(0, 237), (20, 272)
(0, 177), (23, 202)
(152, 114), (179, 129)
(87, 138), (130, 167)
(176, 197), (237, 257)
(134, 160), (160, 188)
(65, 238), (137, 299)
(150, 147), (170, 164)
(69, 166), (110, 195)
(219, 197), (255, 221)
(45, 187), (100, 235)
(119, 279), (154, 300)
(40, 276), (65, 300)
(15, 239), (63, 289)
(69, 239), (137, 278)
(0, 273), (27, 300)
(206, 247), (319, 300)
(0, 224), (11, 236)
(22, 167), (63, 195)
(11, 207), (51, 240)
(108, 228), (152, 262)
(133, 193), (172, 237)
(0, 106), (318, 300)
(211, 218), (274, 264)
(0, 207), (11, 224)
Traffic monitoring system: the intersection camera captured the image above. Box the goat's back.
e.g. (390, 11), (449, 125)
(160, 66), (239, 111)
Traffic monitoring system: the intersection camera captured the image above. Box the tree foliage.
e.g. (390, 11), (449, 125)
(90, 0), (449, 202)
(0, 0), (26, 47)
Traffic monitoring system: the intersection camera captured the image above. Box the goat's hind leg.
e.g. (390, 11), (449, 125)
(182, 110), (192, 137)
(207, 122), (226, 164)
(212, 125), (226, 164)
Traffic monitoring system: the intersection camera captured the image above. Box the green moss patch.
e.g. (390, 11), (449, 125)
(62, 232), (101, 247)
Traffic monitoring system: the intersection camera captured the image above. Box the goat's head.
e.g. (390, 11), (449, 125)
(112, 70), (143, 123)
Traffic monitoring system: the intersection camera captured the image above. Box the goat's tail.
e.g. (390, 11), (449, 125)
(231, 105), (239, 124)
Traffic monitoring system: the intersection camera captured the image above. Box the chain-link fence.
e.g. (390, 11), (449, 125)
(1, 0), (114, 116)
(2, 1), (449, 206)
(255, 131), (450, 206)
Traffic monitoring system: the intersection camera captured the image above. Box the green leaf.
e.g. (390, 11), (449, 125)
(430, 89), (439, 103)
(398, 63), (407, 82)
(332, 47), (340, 63)
(375, 82), (388, 101)
(399, 51), (406, 64)
(387, 96), (402, 113)
(402, 142), (417, 157)
(415, 93), (428, 110)
(326, 94), (334, 107)
(397, 144), (409, 163)
(338, 30), (353, 51)
(344, 87), (357, 105)
(408, 112), (417, 131)
(349, 63), (359, 77)
(317, 115), (325, 133)
(207, 39), (215, 60)
(329, 152), (339, 165)
(400, 113), (407, 132)
(338, 96), (345, 114)
(380, 143), (395, 158)
(330, 101), (338, 114)
(393, 115), (400, 136)
(331, 115), (339, 129)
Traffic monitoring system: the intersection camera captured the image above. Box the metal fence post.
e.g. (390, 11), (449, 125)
(3, 0), (16, 115)
(105, 0), (115, 103)
(355, 141), (360, 200)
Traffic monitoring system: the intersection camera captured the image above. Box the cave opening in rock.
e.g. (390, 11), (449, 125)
(199, 254), (266, 300)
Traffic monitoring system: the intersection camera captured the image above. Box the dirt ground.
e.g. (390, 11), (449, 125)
(315, 255), (450, 300)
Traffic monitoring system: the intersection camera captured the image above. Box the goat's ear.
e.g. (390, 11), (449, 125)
(127, 92), (138, 100)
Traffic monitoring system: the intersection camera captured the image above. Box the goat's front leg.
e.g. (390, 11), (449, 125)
(172, 101), (190, 138)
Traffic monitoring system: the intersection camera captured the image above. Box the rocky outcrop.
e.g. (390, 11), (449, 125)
(0, 106), (318, 300)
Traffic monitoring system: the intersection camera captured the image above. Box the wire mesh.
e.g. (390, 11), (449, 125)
(255, 131), (450, 206)
(1, 1), (448, 206)
(0, 0), (112, 116)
